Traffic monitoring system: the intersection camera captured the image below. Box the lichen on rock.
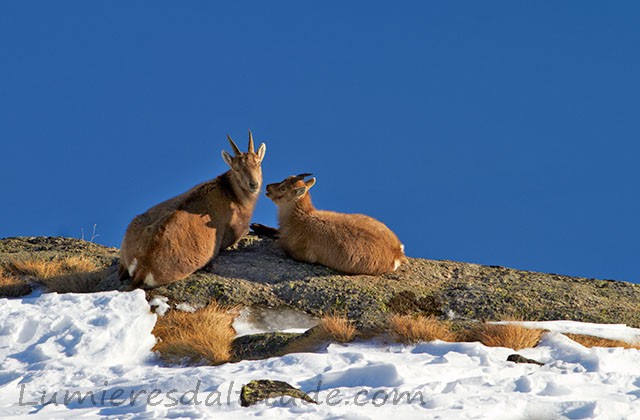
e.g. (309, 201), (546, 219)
(239, 379), (317, 407)
(1, 235), (639, 333)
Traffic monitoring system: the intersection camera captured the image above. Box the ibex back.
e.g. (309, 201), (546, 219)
(266, 174), (406, 275)
(119, 131), (266, 288)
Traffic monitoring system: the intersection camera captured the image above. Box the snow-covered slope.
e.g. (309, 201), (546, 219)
(1, 291), (639, 419)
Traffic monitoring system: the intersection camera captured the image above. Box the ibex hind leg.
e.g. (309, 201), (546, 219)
(128, 268), (162, 290)
(117, 262), (130, 282)
(127, 270), (148, 291)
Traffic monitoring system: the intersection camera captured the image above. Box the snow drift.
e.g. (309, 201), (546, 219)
(0, 290), (639, 419)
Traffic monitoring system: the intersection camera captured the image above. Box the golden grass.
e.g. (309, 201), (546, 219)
(40, 267), (114, 293)
(464, 323), (545, 350)
(278, 316), (357, 356)
(6, 255), (98, 279)
(4, 256), (103, 293)
(152, 302), (238, 365)
(0, 270), (32, 297)
(319, 315), (357, 343)
(60, 255), (99, 273)
(389, 314), (457, 343)
(565, 333), (640, 350)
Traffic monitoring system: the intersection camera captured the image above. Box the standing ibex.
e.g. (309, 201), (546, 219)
(266, 174), (406, 275)
(119, 131), (266, 288)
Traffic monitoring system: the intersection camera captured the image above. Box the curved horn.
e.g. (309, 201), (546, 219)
(248, 130), (255, 153)
(227, 134), (242, 156)
(293, 173), (313, 181)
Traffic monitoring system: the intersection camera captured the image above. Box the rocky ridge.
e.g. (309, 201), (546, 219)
(1, 235), (638, 332)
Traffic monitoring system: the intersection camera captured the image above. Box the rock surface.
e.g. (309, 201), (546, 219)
(239, 379), (317, 407)
(232, 332), (302, 360)
(231, 327), (332, 361)
(0, 236), (119, 266)
(507, 354), (545, 366)
(1, 235), (639, 331)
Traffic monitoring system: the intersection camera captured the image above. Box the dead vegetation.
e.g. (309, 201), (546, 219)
(318, 314), (357, 343)
(152, 302), (238, 365)
(464, 322), (546, 350)
(0, 270), (32, 297)
(565, 333), (640, 350)
(389, 314), (456, 343)
(6, 255), (98, 279)
(2, 255), (105, 294)
(41, 268), (115, 293)
(385, 315), (640, 352)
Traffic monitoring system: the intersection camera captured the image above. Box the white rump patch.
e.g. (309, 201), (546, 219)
(393, 259), (402, 271)
(144, 273), (158, 287)
(128, 258), (138, 276)
(400, 244), (405, 253)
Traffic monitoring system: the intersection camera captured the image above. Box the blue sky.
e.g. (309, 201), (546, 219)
(1, 2), (638, 283)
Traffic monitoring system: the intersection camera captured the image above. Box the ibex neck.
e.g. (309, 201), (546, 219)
(224, 171), (259, 206)
(278, 194), (315, 223)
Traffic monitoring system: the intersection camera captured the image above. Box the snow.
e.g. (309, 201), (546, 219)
(148, 295), (170, 316)
(1, 291), (639, 419)
(175, 303), (197, 313)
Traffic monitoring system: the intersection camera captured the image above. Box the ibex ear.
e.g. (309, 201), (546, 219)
(294, 186), (307, 197)
(305, 177), (316, 189)
(221, 150), (234, 167)
(257, 143), (266, 162)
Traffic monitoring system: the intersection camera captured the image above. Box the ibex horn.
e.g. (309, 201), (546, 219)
(248, 129), (255, 153)
(294, 173), (313, 181)
(227, 134), (242, 156)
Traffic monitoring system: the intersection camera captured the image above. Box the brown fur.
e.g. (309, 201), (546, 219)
(120, 132), (266, 288)
(266, 174), (406, 275)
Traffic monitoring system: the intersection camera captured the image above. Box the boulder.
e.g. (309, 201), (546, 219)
(239, 379), (317, 407)
(507, 354), (544, 366)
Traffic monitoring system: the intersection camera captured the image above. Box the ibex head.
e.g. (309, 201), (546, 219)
(221, 130), (266, 194)
(266, 173), (316, 205)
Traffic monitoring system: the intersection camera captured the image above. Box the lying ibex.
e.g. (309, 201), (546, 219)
(119, 131), (266, 288)
(266, 174), (406, 275)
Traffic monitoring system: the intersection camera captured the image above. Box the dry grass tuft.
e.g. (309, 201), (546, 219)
(565, 333), (640, 350)
(41, 267), (114, 294)
(4, 256), (103, 294)
(0, 270), (32, 297)
(6, 258), (65, 279)
(319, 315), (357, 343)
(6, 255), (98, 279)
(279, 315), (357, 355)
(59, 255), (98, 273)
(389, 314), (457, 343)
(464, 323), (545, 350)
(153, 302), (238, 365)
